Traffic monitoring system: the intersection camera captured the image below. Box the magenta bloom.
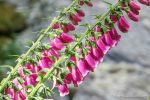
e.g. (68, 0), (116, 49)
(38, 57), (53, 69)
(96, 37), (110, 54)
(69, 67), (83, 87)
(109, 28), (121, 41)
(128, 11), (139, 22)
(18, 67), (25, 79)
(91, 46), (104, 62)
(67, 23), (75, 31)
(52, 23), (59, 29)
(61, 25), (69, 33)
(85, 53), (98, 72)
(57, 84), (69, 97)
(73, 13), (82, 22)
(64, 73), (73, 84)
(7, 88), (18, 100)
(51, 37), (64, 50)
(94, 26), (101, 32)
(117, 16), (130, 33)
(103, 32), (117, 47)
(77, 10), (85, 17)
(138, 0), (150, 6)
(76, 59), (89, 77)
(60, 32), (74, 43)
(110, 15), (118, 23)
(129, 1), (141, 11)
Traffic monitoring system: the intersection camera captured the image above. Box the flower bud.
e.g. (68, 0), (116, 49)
(61, 24), (69, 33)
(52, 23), (59, 29)
(67, 23), (75, 31)
(77, 10), (85, 17)
(87, 1), (93, 7)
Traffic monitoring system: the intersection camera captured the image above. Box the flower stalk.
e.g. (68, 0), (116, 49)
(27, 2), (120, 98)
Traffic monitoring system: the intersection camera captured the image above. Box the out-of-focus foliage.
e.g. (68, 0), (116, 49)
(0, 2), (26, 37)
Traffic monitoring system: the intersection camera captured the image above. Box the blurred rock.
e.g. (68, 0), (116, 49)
(73, 62), (150, 100)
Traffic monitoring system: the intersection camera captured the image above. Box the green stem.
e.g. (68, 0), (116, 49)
(0, 0), (79, 93)
(27, 2), (120, 99)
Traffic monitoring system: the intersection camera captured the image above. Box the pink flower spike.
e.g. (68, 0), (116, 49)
(51, 37), (64, 50)
(60, 32), (74, 43)
(85, 53), (98, 72)
(57, 84), (69, 97)
(67, 23), (75, 31)
(128, 11), (139, 22)
(77, 59), (89, 77)
(96, 37), (110, 54)
(129, 1), (141, 11)
(103, 32), (117, 47)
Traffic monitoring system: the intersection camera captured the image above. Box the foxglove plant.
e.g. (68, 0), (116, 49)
(0, 0), (149, 99)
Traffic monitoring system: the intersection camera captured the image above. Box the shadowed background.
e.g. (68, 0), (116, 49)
(0, 0), (150, 100)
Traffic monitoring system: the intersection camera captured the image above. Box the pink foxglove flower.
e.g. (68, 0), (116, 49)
(38, 57), (54, 69)
(52, 23), (59, 29)
(61, 24), (69, 33)
(60, 32), (74, 43)
(91, 46), (104, 62)
(129, 1), (141, 11)
(76, 59), (89, 77)
(94, 26), (101, 32)
(73, 13), (82, 22)
(96, 37), (110, 54)
(85, 53), (98, 72)
(103, 32), (117, 47)
(87, 1), (93, 7)
(138, 0), (150, 6)
(57, 84), (69, 97)
(51, 37), (64, 50)
(79, 0), (84, 6)
(77, 10), (85, 17)
(67, 23), (75, 31)
(110, 14), (118, 23)
(128, 11), (139, 22)
(69, 67), (83, 87)
(64, 73), (73, 84)
(109, 28), (121, 41)
(117, 16), (130, 33)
